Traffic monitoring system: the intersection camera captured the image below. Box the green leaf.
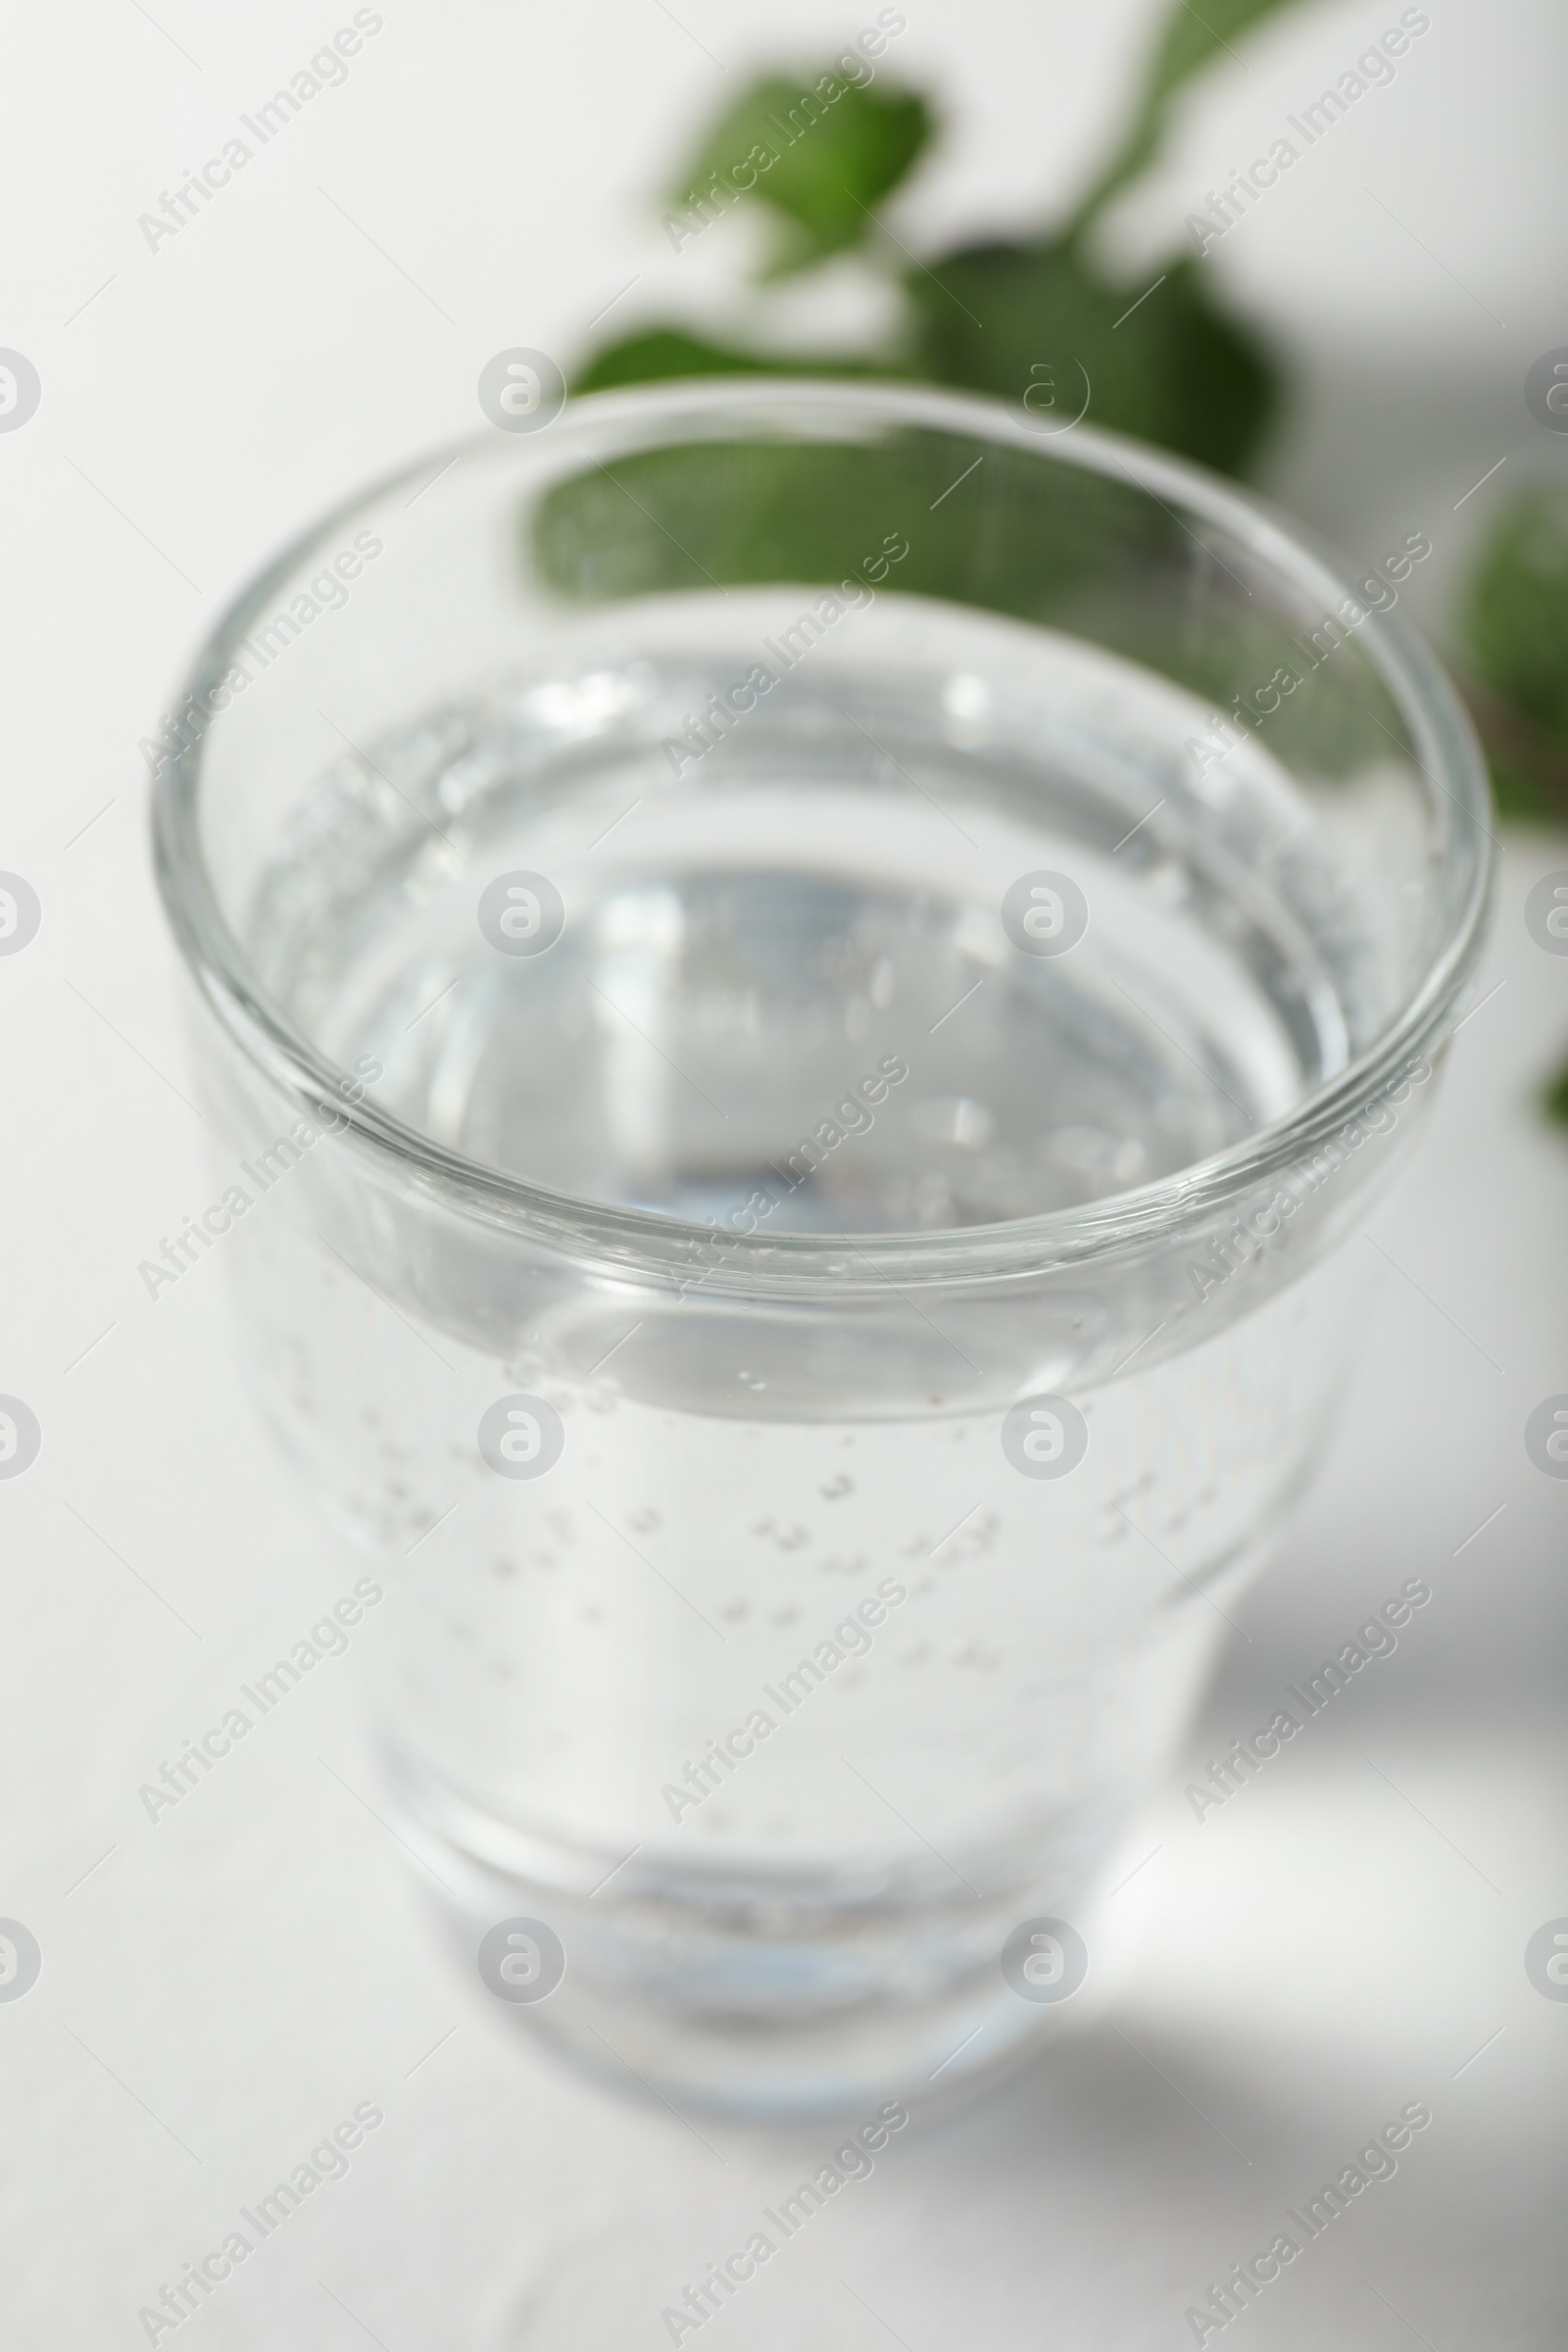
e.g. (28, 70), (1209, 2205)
(1467, 488), (1568, 743)
(530, 433), (1380, 793)
(1543, 1054), (1568, 1129)
(527, 423), (1377, 787)
(902, 239), (1278, 477)
(572, 326), (883, 397)
(1066, 0), (1316, 239)
(667, 70), (934, 276)
(1464, 489), (1568, 825)
(1478, 737), (1567, 828)
(575, 249), (1278, 480)
(530, 429), (1159, 619)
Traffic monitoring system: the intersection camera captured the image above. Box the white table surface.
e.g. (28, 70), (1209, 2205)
(2, 2), (1564, 2344)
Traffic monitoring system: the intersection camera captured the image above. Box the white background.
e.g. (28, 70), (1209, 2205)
(1, 1), (1565, 2345)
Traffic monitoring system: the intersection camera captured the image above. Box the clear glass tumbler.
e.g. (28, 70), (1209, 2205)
(152, 380), (1489, 2118)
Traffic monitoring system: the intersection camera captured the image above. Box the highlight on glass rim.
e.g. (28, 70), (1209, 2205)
(5, 1), (1562, 2344)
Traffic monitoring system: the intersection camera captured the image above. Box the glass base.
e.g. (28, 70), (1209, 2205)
(388, 1755), (1107, 2122)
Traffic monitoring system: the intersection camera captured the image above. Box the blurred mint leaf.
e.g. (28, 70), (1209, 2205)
(573, 326), (882, 396)
(1468, 490), (1568, 741)
(1463, 492), (1568, 1124)
(903, 240), (1277, 476)
(530, 432), (1363, 774)
(1067, 0), (1318, 238)
(1474, 731), (1566, 827)
(666, 70), (934, 278)
(576, 4), (1306, 462)
(1465, 490), (1568, 825)
(531, 431), (1158, 617)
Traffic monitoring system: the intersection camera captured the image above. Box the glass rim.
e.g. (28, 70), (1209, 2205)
(153, 375), (1494, 1290)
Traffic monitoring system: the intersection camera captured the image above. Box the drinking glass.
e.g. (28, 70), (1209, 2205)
(152, 380), (1489, 2119)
